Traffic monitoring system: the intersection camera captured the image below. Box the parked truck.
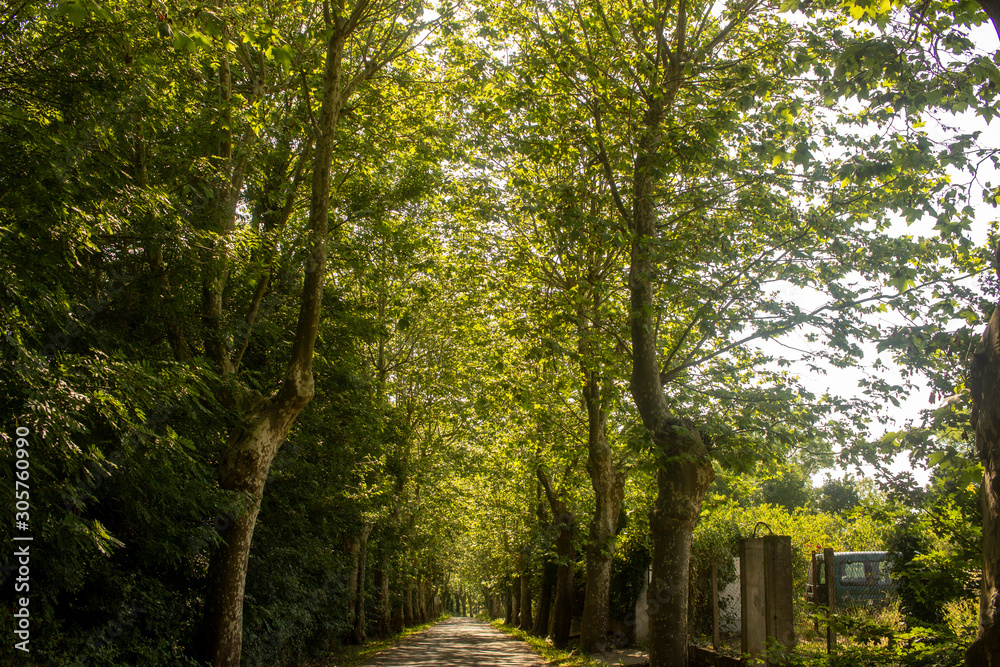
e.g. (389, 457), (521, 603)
(806, 551), (897, 607)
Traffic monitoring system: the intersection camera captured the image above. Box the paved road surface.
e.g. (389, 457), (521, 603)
(358, 617), (549, 666)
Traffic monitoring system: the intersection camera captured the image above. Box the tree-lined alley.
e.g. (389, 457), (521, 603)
(1, 1), (999, 666)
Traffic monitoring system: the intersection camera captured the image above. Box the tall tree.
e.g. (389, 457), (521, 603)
(473, 0), (989, 663)
(143, 1), (434, 663)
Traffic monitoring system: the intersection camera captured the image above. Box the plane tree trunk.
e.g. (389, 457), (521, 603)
(374, 566), (391, 637)
(969, 243), (1000, 667)
(188, 3), (428, 662)
(351, 523), (373, 644)
(532, 489), (555, 637)
(203, 399), (313, 666)
(199, 9), (397, 663)
(504, 583), (515, 625)
(567, 196), (627, 654)
(538, 468), (576, 648)
(969, 1), (1000, 656)
(975, 0), (1000, 41)
(620, 70), (714, 667)
(345, 535), (361, 630)
(578, 372), (624, 653)
(532, 559), (556, 637)
(518, 553), (534, 631)
(418, 577), (428, 623)
(404, 578), (415, 626)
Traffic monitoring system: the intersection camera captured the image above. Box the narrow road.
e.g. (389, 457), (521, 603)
(358, 617), (549, 666)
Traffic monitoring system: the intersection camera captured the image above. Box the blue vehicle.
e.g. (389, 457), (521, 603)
(806, 551), (896, 607)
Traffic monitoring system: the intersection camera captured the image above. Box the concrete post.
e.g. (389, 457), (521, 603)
(740, 539), (766, 663)
(763, 535), (795, 650)
(742, 536), (795, 665)
(825, 547), (837, 654)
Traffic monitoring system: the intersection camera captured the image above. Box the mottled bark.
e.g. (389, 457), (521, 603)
(975, 0), (1000, 41)
(201, 15), (353, 665)
(577, 272), (626, 654)
(519, 570), (533, 631)
(403, 578), (414, 626)
(512, 582), (521, 625)
(625, 60), (713, 667)
(391, 591), (405, 633)
(203, 396), (311, 667)
(969, 244), (1000, 667)
(579, 390), (624, 653)
(418, 578), (428, 623)
(538, 468), (576, 648)
(532, 560), (556, 637)
(647, 425), (714, 665)
(351, 524), (372, 644)
(202, 496), (260, 667)
(374, 568), (391, 637)
(504, 585), (515, 625)
(345, 535), (361, 628)
(486, 588), (502, 619)
(532, 488), (555, 637)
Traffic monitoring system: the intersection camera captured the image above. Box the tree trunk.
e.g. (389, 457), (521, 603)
(512, 582), (521, 625)
(202, 18), (352, 665)
(975, 0), (1000, 41)
(351, 524), (372, 644)
(505, 585), (514, 624)
(203, 398), (312, 667)
(202, 494), (261, 667)
(391, 586), (405, 633)
(374, 567), (391, 637)
(579, 384), (625, 653)
(538, 468), (576, 649)
(345, 535), (361, 630)
(403, 578), (414, 627)
(532, 559), (556, 637)
(418, 578), (428, 623)
(647, 427), (714, 666)
(625, 98), (713, 667)
(552, 539), (574, 648)
(481, 586), (492, 618)
(573, 230), (627, 654)
(519, 562), (533, 631)
(969, 244), (1000, 666)
(492, 589), (502, 618)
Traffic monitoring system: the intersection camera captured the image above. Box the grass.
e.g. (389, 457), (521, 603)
(489, 619), (611, 667)
(314, 615), (447, 667)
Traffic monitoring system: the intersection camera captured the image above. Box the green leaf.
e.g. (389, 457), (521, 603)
(58, 0), (89, 25)
(271, 44), (294, 69)
(187, 30), (213, 50)
(173, 30), (195, 51)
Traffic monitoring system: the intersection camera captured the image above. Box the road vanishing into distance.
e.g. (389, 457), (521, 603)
(358, 617), (549, 667)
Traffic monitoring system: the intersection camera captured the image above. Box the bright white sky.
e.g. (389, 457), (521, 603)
(787, 23), (1000, 488)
